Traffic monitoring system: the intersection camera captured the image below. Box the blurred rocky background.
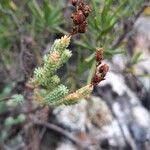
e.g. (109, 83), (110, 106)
(0, 0), (150, 150)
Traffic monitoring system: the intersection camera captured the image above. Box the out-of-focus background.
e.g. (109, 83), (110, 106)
(0, 0), (150, 150)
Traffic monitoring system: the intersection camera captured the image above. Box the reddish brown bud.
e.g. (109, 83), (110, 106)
(91, 47), (109, 86)
(99, 64), (109, 77)
(96, 48), (104, 62)
(78, 1), (85, 11)
(78, 21), (87, 33)
(70, 0), (91, 35)
(82, 4), (91, 17)
(72, 10), (86, 25)
(91, 74), (104, 86)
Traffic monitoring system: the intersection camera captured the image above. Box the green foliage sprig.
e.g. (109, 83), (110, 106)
(7, 94), (24, 107)
(32, 35), (72, 88)
(30, 35), (93, 106)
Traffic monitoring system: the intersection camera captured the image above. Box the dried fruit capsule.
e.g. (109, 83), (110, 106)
(92, 74), (104, 85)
(82, 4), (91, 17)
(78, 21), (87, 33)
(99, 64), (109, 77)
(96, 48), (104, 62)
(70, 0), (91, 35)
(73, 10), (85, 25)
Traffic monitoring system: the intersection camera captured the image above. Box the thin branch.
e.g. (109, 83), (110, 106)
(134, 2), (150, 21)
(0, 97), (12, 103)
(30, 115), (87, 149)
(112, 2), (150, 49)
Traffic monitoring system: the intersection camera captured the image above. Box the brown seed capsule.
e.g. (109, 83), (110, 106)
(70, 0), (91, 35)
(82, 4), (91, 17)
(96, 48), (104, 62)
(78, 21), (87, 33)
(99, 64), (109, 77)
(78, 1), (84, 10)
(72, 10), (86, 25)
(92, 74), (104, 85)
